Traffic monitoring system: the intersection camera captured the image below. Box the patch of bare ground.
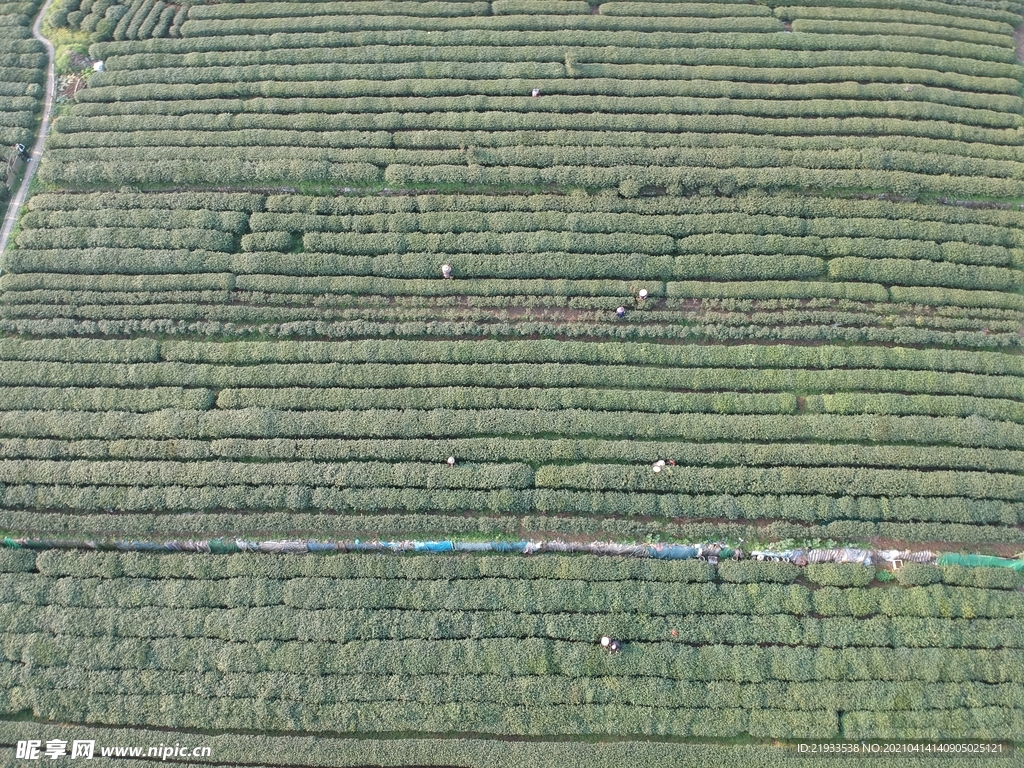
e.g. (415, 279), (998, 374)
(56, 73), (84, 101)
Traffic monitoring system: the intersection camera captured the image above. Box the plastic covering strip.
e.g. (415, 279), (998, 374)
(1, 536), (1008, 567)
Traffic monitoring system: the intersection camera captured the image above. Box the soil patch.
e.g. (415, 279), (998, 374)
(55, 73), (84, 102)
(67, 51), (91, 69)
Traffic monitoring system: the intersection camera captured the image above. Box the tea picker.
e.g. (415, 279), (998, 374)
(441, 264), (453, 279)
(616, 306), (626, 318)
(447, 456), (456, 468)
(601, 636), (622, 655)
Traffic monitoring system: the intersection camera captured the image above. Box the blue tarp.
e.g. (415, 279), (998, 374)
(347, 540), (382, 551)
(491, 541), (529, 553)
(307, 542), (337, 552)
(415, 541), (455, 552)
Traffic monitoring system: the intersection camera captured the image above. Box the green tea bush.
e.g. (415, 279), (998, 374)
(804, 563), (876, 587)
(895, 563), (942, 586)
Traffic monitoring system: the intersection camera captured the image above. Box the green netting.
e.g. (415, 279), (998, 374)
(936, 553), (1024, 571)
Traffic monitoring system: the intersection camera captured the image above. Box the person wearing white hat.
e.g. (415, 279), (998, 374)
(446, 456), (456, 468)
(601, 636), (622, 655)
(638, 289), (648, 300)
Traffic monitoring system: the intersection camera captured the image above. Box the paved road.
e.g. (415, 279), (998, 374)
(0, 0), (57, 262)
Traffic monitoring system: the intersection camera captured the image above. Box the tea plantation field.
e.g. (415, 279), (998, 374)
(2, 549), (1024, 765)
(0, 0), (46, 198)
(0, 0), (1023, 762)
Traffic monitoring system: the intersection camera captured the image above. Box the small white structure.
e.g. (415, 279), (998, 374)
(638, 289), (648, 300)
(93, 60), (105, 72)
(441, 264), (453, 279)
(447, 456), (456, 467)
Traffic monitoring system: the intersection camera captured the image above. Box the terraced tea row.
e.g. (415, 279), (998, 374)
(3, 191), (1022, 351)
(0, 721), (1010, 768)
(0, 334), (1018, 541)
(2, 550), (1023, 740)
(0, 0), (45, 195)
(52, 0), (189, 42)
(35, 0), (1024, 193)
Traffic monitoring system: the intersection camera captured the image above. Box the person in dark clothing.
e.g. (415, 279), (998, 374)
(601, 636), (622, 655)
